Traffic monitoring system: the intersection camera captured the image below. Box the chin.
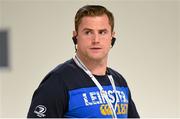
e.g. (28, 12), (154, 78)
(88, 55), (107, 61)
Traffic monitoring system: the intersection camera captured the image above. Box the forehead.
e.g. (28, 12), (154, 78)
(78, 15), (111, 31)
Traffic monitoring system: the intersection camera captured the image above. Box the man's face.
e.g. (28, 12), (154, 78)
(74, 14), (115, 61)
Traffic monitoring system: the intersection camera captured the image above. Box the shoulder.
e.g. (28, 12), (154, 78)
(40, 59), (77, 84)
(51, 59), (77, 75)
(33, 59), (77, 97)
(33, 59), (79, 95)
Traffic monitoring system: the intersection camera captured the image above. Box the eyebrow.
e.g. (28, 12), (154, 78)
(82, 28), (93, 32)
(82, 28), (108, 32)
(99, 29), (108, 32)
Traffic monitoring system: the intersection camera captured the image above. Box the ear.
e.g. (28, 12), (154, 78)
(72, 31), (78, 51)
(111, 32), (116, 47)
(73, 31), (77, 37)
(72, 31), (78, 45)
(112, 31), (115, 38)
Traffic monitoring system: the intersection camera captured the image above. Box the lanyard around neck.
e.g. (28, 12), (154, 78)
(73, 55), (118, 118)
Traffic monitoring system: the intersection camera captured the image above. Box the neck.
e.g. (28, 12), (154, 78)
(76, 53), (108, 75)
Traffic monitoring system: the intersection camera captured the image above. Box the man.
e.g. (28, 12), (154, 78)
(27, 5), (139, 118)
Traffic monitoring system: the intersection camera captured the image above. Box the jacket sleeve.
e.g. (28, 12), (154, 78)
(27, 72), (68, 118)
(128, 89), (140, 118)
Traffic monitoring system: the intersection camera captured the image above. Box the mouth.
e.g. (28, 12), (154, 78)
(89, 47), (102, 53)
(90, 47), (102, 50)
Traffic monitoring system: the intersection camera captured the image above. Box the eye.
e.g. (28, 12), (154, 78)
(85, 31), (92, 35)
(99, 30), (107, 35)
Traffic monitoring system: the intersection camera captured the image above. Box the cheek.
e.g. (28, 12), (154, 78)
(77, 38), (91, 46)
(106, 40), (113, 50)
(77, 40), (89, 50)
(104, 39), (112, 46)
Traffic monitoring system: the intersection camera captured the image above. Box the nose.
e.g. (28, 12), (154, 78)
(92, 34), (100, 44)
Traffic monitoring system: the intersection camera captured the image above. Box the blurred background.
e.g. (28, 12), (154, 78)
(0, 0), (179, 118)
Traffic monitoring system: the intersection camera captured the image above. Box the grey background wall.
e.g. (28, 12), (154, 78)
(179, 1), (180, 117)
(0, 0), (179, 117)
